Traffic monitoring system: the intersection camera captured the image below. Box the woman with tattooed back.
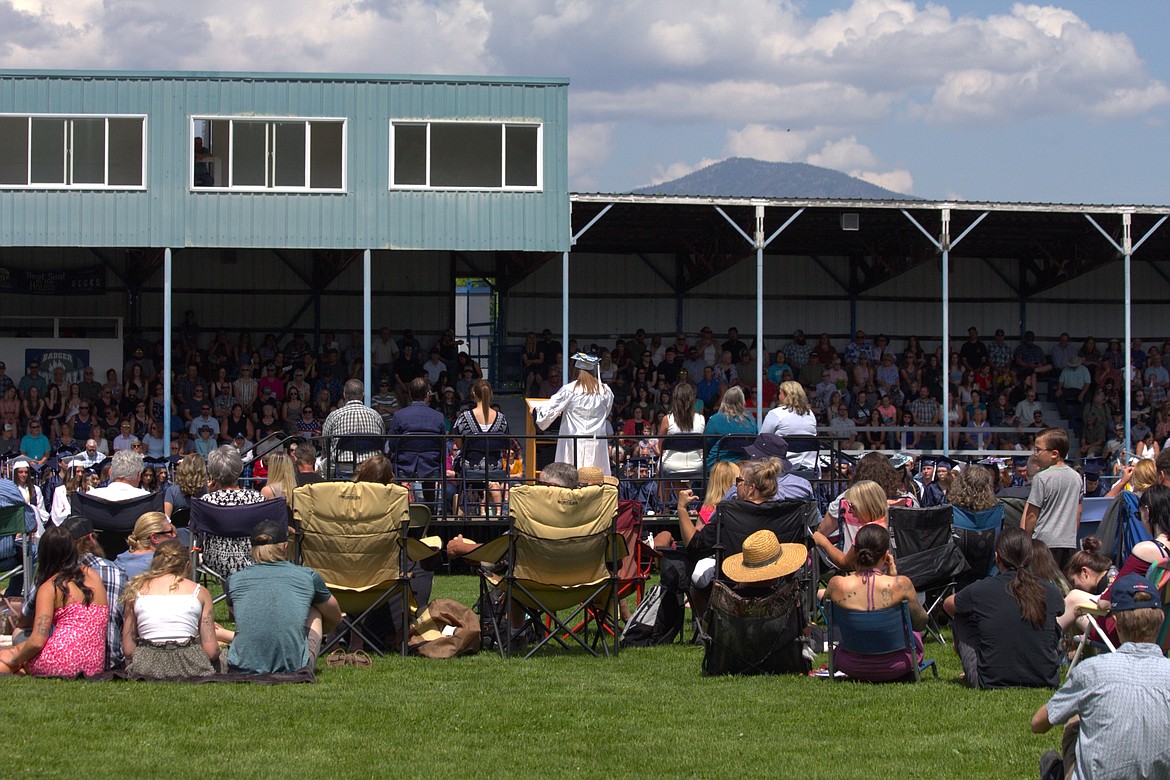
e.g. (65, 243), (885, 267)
(824, 524), (928, 681)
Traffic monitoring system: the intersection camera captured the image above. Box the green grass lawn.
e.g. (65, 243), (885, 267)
(0, 575), (1060, 779)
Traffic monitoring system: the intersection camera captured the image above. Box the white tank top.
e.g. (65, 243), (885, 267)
(134, 584), (203, 642)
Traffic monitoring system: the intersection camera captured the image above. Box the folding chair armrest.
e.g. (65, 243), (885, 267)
(638, 540), (662, 559)
(1073, 601), (1108, 616)
(404, 537), (442, 563)
(456, 535), (510, 564)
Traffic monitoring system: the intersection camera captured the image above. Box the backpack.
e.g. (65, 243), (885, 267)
(1097, 491), (1149, 566)
(620, 584), (684, 647)
(700, 578), (810, 676)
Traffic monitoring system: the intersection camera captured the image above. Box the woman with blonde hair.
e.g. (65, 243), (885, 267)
(813, 480), (889, 569)
(114, 511), (177, 578)
(260, 451), (298, 505)
(759, 380), (818, 477)
(534, 353), (614, 473)
(672, 459), (786, 610)
(1106, 458), (1158, 499)
(120, 538), (220, 679)
(704, 386), (757, 472)
(164, 454), (207, 517)
(698, 461), (740, 526)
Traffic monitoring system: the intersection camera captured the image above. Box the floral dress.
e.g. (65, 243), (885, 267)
(27, 602), (109, 677)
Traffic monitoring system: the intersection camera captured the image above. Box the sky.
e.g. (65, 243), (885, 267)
(1, 0), (1168, 204)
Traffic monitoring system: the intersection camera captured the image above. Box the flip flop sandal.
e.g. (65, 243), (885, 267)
(326, 650), (350, 668)
(348, 650), (372, 668)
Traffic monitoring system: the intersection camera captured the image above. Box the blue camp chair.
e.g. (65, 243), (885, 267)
(952, 504), (1005, 582)
(189, 497), (288, 600)
(826, 600), (937, 682)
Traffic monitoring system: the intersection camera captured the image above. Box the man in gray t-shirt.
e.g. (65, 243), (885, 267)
(225, 520), (341, 674)
(1022, 428), (1082, 569)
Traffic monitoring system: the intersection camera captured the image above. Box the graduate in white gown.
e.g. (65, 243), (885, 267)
(534, 353), (615, 475)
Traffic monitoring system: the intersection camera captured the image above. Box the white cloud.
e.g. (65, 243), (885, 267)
(0, 0), (1165, 197)
(0, 0), (495, 72)
(648, 157), (722, 186)
(854, 168), (913, 194)
(573, 80), (893, 126)
(724, 125), (820, 163)
(806, 136), (878, 171)
(568, 122), (614, 190)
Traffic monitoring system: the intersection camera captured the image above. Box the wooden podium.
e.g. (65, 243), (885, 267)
(524, 398), (549, 480)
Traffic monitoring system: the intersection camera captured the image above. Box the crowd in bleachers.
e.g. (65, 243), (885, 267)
(0, 315), (1163, 479)
(523, 324), (1164, 471)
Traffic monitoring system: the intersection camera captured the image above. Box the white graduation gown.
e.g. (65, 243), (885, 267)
(535, 381), (615, 474)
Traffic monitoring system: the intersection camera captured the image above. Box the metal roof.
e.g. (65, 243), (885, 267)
(565, 193), (1170, 297)
(0, 69), (569, 86)
(571, 192), (1170, 213)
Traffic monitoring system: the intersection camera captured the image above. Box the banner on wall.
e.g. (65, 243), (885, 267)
(0, 266), (105, 295)
(26, 349), (90, 386)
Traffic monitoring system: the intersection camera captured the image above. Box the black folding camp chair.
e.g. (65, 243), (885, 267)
(70, 491), (166, 560)
(889, 504), (971, 644)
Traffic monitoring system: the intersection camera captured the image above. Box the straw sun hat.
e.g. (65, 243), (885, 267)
(720, 530), (806, 583)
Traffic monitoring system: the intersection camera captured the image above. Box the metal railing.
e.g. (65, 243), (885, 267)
(267, 431), (855, 528)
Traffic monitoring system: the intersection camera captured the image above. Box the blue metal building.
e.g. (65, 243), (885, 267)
(0, 69), (570, 426)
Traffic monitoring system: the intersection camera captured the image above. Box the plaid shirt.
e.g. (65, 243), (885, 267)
(1046, 643), (1170, 779)
(84, 554), (126, 669)
(782, 341), (814, 369)
(321, 400), (385, 468)
(909, 396), (940, 426)
(987, 340), (1013, 368)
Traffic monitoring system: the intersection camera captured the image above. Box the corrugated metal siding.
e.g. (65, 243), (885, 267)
(502, 251), (1170, 350)
(0, 73), (569, 251)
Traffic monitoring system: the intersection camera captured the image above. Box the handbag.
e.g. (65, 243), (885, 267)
(408, 599), (481, 658)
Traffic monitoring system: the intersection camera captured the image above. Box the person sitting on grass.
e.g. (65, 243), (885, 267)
(812, 480), (890, 570)
(224, 519), (341, 674)
(0, 525), (109, 677)
(121, 538), (222, 679)
(1031, 574), (1170, 780)
(1055, 537), (1116, 636)
(113, 511), (177, 578)
(824, 524), (928, 682)
(943, 526), (1063, 689)
(1100, 483), (1170, 602)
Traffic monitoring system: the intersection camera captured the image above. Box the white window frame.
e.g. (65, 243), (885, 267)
(190, 116), (348, 193)
(0, 113), (147, 190)
(389, 120), (543, 192)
